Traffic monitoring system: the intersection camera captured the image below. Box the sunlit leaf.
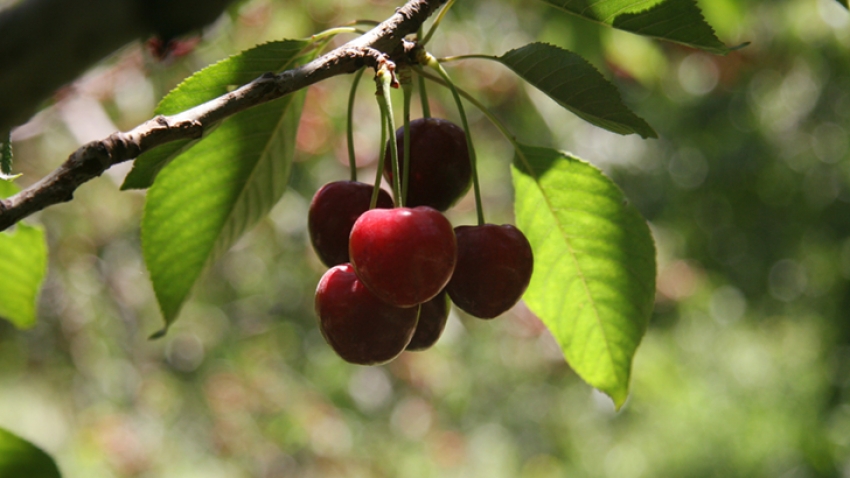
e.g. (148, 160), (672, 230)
(121, 138), (203, 191)
(0, 427), (61, 478)
(122, 39), (309, 190)
(498, 43), (657, 138)
(538, 0), (729, 54)
(0, 178), (15, 198)
(0, 182), (47, 329)
(142, 86), (306, 334)
(512, 144), (656, 408)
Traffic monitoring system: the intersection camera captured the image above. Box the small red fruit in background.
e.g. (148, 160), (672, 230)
(146, 36), (201, 60)
(406, 289), (449, 351)
(315, 264), (419, 365)
(447, 224), (534, 319)
(349, 206), (457, 308)
(308, 181), (393, 267)
(383, 118), (471, 212)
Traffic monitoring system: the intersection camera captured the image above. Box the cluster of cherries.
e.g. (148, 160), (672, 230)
(309, 118), (534, 365)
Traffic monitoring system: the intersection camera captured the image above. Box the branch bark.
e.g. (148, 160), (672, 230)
(0, 0), (446, 232)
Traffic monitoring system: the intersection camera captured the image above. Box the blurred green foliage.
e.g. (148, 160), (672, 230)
(2, 0), (850, 476)
(0, 427), (61, 477)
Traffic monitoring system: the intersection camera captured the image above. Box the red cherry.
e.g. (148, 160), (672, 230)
(383, 118), (471, 211)
(308, 181), (394, 267)
(315, 264), (419, 365)
(349, 206), (457, 307)
(447, 224), (534, 319)
(406, 289), (449, 351)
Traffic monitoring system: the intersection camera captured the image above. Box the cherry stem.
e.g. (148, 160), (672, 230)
(416, 27), (432, 118)
(413, 66), (527, 164)
(375, 65), (403, 206)
(436, 53), (497, 63)
(370, 102), (388, 210)
(303, 26), (359, 43)
(420, 0), (456, 47)
(343, 19), (381, 27)
(422, 52), (485, 226)
(418, 73), (431, 118)
(400, 68), (413, 206)
(346, 68), (365, 182)
(296, 27), (366, 64)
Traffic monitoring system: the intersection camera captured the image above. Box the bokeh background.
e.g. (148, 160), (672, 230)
(2, 0), (850, 476)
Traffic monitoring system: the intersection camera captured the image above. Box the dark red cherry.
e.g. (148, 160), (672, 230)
(447, 224), (534, 319)
(349, 206), (457, 307)
(315, 263), (419, 365)
(308, 181), (393, 267)
(383, 118), (471, 211)
(406, 289), (449, 351)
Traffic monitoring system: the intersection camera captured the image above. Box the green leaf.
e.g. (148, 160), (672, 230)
(838, 0), (849, 9)
(498, 43), (657, 138)
(512, 144), (656, 408)
(0, 177), (16, 198)
(121, 39), (309, 190)
(0, 182), (48, 329)
(121, 138), (204, 191)
(538, 0), (729, 54)
(142, 88), (306, 333)
(0, 427), (61, 478)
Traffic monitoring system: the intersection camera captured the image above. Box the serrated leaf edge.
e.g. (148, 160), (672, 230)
(537, 0), (730, 55)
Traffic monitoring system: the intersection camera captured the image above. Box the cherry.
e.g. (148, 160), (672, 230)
(349, 206), (457, 308)
(406, 289), (449, 351)
(315, 263), (419, 365)
(383, 118), (471, 212)
(308, 181), (393, 267)
(447, 224), (534, 319)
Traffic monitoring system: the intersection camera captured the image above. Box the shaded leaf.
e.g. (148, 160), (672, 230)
(538, 0), (729, 54)
(498, 43), (657, 138)
(142, 89), (306, 333)
(512, 144), (656, 408)
(122, 39), (309, 190)
(838, 0), (849, 9)
(0, 182), (47, 329)
(0, 427), (61, 478)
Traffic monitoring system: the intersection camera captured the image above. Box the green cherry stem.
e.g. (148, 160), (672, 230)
(418, 73), (432, 118)
(420, 0), (456, 47)
(344, 19), (381, 27)
(436, 54), (497, 63)
(370, 97), (388, 210)
(375, 65), (403, 206)
(416, 27), (432, 118)
(413, 66), (524, 155)
(346, 68), (365, 182)
(413, 66), (535, 190)
(421, 52), (485, 226)
(304, 26), (359, 43)
(422, 53), (536, 164)
(400, 68), (413, 206)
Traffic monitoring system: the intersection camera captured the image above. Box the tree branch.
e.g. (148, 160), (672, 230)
(0, 0), (446, 232)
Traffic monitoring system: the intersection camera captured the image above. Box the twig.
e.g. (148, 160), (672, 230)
(0, 0), (445, 232)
